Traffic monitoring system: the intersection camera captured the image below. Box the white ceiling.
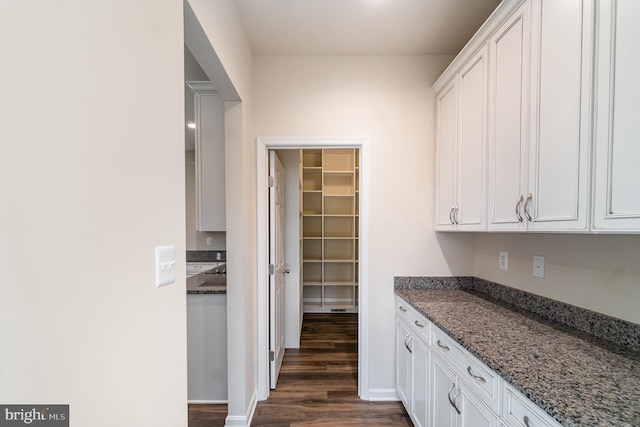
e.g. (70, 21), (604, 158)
(233, 0), (502, 56)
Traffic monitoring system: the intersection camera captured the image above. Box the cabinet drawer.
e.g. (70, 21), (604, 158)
(395, 296), (429, 342)
(431, 324), (500, 411)
(503, 383), (561, 427)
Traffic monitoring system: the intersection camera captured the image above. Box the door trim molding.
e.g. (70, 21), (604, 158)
(256, 137), (370, 401)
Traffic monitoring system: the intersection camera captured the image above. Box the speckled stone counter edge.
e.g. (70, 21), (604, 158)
(187, 287), (226, 295)
(395, 276), (640, 353)
(186, 250), (226, 262)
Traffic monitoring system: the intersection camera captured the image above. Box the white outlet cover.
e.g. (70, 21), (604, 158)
(499, 251), (508, 271)
(533, 255), (545, 278)
(155, 245), (175, 287)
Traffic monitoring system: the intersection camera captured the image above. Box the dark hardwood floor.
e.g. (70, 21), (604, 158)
(189, 313), (412, 427)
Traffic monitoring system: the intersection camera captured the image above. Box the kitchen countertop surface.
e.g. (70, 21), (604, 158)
(187, 268), (226, 294)
(395, 288), (640, 427)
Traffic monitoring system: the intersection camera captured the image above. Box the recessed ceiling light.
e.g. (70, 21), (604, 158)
(187, 122), (196, 129)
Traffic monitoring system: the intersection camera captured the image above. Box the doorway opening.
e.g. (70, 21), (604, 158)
(257, 138), (370, 401)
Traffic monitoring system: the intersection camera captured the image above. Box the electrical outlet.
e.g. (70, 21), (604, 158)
(206, 237), (213, 246)
(533, 256), (545, 278)
(499, 251), (508, 271)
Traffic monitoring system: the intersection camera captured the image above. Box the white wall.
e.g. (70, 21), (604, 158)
(253, 55), (477, 394)
(474, 233), (640, 324)
(185, 0), (257, 422)
(0, 1), (187, 426)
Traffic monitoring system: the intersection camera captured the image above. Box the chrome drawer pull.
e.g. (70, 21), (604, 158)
(449, 206), (456, 224)
(436, 340), (450, 350)
(447, 382), (461, 414)
(523, 415), (531, 427)
(404, 334), (412, 354)
(414, 320), (425, 328)
(515, 195), (524, 222)
(399, 306), (407, 312)
(524, 193), (533, 222)
(467, 366), (486, 383)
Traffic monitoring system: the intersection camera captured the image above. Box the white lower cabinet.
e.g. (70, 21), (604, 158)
(432, 352), (458, 427)
(396, 299), (561, 427)
(411, 335), (429, 427)
(431, 348), (499, 427)
(502, 383), (561, 427)
(397, 316), (412, 408)
(187, 293), (228, 402)
(396, 300), (429, 427)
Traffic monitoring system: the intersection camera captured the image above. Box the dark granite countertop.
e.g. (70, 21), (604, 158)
(395, 287), (640, 427)
(186, 269), (226, 294)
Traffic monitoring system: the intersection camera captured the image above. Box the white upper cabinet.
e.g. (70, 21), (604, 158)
(457, 47), (488, 230)
(434, 0), (609, 233)
(188, 82), (226, 232)
(526, 0), (594, 231)
(489, 0), (594, 232)
(487, 1), (531, 231)
(435, 80), (458, 230)
(593, 0), (640, 232)
(436, 46), (488, 231)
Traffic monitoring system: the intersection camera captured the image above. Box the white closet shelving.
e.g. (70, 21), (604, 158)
(301, 149), (359, 313)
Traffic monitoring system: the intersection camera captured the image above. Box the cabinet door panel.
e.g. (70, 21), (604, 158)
(459, 386), (499, 427)
(411, 337), (429, 427)
(528, 0), (591, 229)
(431, 355), (458, 427)
(608, 0), (640, 215)
(488, 4), (530, 229)
(396, 317), (411, 408)
(194, 92), (226, 232)
(458, 47), (488, 228)
(436, 82), (458, 230)
(594, 0), (640, 230)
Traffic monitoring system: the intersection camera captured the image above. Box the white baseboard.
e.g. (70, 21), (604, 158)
(188, 399), (228, 404)
(367, 388), (401, 401)
(224, 391), (257, 427)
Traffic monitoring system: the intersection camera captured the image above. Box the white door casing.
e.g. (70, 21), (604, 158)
(256, 137), (370, 401)
(269, 150), (286, 389)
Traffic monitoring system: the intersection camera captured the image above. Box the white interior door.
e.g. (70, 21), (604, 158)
(269, 150), (286, 389)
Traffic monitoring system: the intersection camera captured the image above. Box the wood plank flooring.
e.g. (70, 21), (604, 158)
(189, 313), (412, 427)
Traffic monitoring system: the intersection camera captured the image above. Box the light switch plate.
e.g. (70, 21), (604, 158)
(533, 255), (545, 278)
(155, 245), (175, 287)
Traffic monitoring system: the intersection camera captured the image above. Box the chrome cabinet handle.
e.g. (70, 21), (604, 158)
(447, 382), (461, 414)
(449, 206), (456, 224)
(414, 320), (425, 328)
(436, 340), (450, 350)
(524, 193), (533, 222)
(399, 306), (407, 312)
(404, 334), (412, 354)
(515, 195), (524, 222)
(467, 366), (486, 383)
(523, 415), (531, 427)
